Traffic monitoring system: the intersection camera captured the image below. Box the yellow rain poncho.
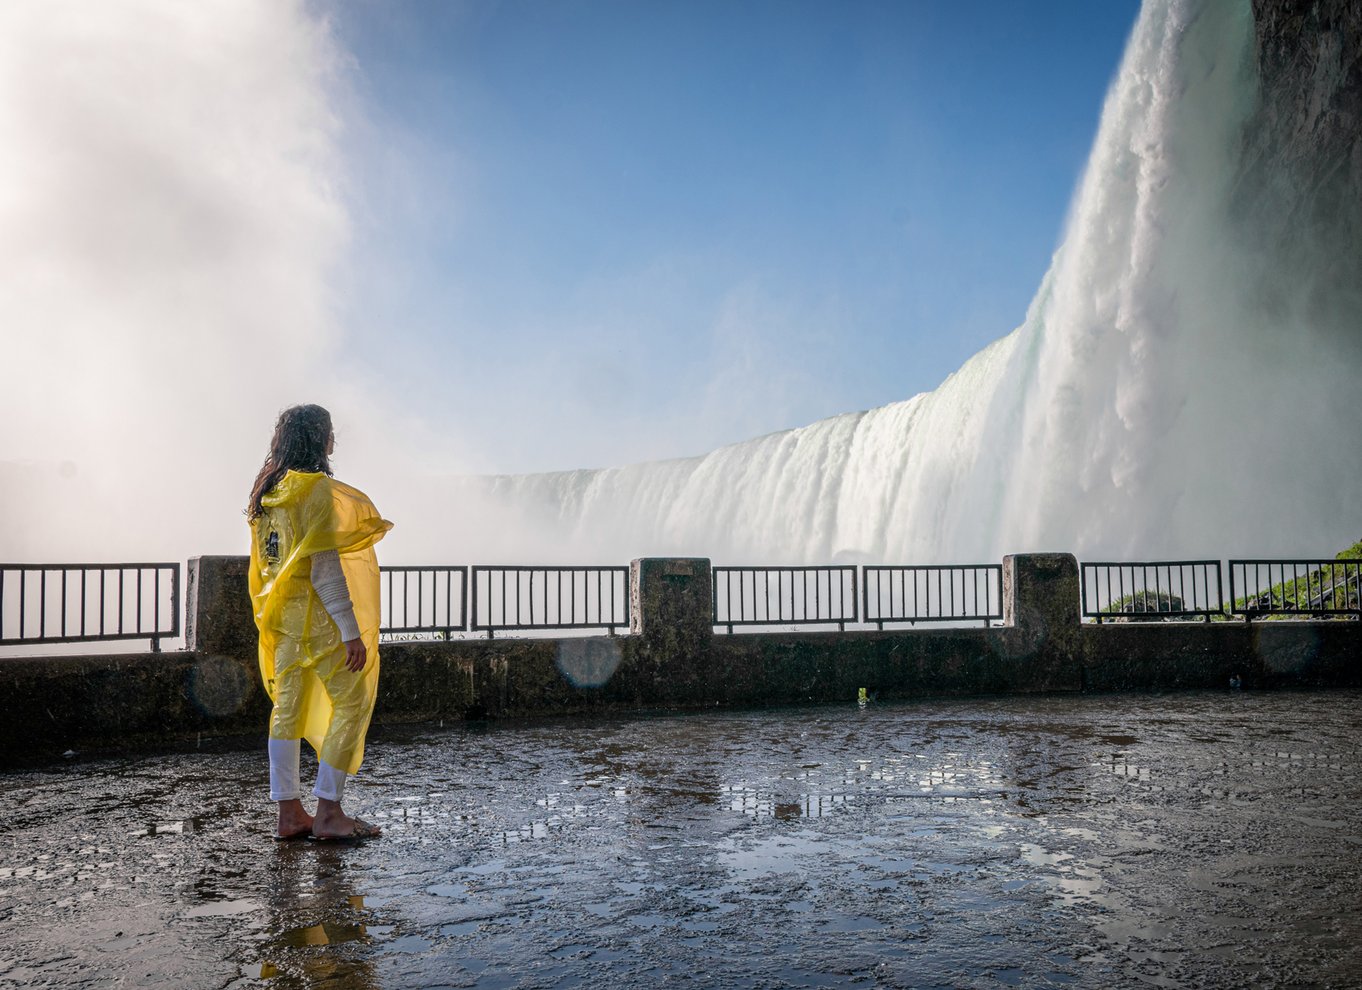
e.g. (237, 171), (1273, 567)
(249, 471), (393, 775)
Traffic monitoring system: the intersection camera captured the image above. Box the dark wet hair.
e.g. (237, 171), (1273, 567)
(246, 404), (334, 520)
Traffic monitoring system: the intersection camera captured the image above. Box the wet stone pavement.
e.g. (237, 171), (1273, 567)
(1, 691), (1360, 989)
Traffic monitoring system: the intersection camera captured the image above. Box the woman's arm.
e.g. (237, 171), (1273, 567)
(311, 550), (367, 671)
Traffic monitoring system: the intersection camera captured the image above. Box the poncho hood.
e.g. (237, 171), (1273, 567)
(261, 470), (326, 509)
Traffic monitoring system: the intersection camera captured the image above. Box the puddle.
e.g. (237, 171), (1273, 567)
(385, 934), (431, 953)
(427, 882), (467, 898)
(500, 820), (553, 842)
(717, 833), (832, 880)
(130, 820), (196, 837)
(817, 913), (881, 933)
(3, 692), (1360, 988)
(274, 921), (368, 947)
(440, 920), (482, 936)
(183, 898), (261, 918)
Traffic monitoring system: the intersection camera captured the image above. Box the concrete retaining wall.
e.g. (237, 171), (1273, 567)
(1, 553), (1356, 766)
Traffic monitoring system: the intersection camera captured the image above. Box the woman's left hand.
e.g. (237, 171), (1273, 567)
(343, 637), (367, 672)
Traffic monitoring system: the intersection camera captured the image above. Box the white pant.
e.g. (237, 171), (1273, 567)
(269, 737), (348, 802)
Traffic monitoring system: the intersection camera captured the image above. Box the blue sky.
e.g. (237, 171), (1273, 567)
(326, 0), (1141, 474)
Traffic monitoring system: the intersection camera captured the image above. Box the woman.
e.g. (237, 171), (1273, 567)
(247, 404), (393, 841)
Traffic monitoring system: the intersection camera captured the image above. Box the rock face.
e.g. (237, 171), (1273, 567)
(1240, 0), (1362, 323)
(1249, 0), (1361, 185)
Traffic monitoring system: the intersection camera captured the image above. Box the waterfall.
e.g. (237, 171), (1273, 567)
(461, 0), (1362, 565)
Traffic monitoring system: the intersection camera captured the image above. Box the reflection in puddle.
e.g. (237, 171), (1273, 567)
(722, 784), (773, 816)
(501, 820), (553, 843)
(722, 785), (855, 818)
(274, 920), (368, 947)
(1019, 843), (1105, 906)
(798, 793), (855, 817)
(1105, 759), (1152, 782)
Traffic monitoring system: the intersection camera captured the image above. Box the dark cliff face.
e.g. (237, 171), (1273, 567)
(1249, 0), (1361, 186)
(1238, 0), (1361, 325)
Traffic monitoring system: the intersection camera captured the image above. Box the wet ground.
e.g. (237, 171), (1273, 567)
(1, 691), (1360, 989)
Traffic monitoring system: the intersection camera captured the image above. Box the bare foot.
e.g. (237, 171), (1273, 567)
(312, 798), (381, 840)
(276, 798), (314, 840)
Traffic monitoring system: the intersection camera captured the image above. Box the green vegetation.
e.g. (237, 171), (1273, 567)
(1096, 540), (1362, 622)
(1226, 539), (1362, 619)
(1103, 590), (1186, 617)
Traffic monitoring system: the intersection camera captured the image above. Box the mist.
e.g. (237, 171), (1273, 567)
(0, 1), (482, 565)
(0, 0), (824, 568)
(0, 1), (339, 560)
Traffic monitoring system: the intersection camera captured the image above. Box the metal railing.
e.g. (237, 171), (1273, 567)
(470, 566), (630, 637)
(712, 565), (858, 633)
(380, 566), (468, 639)
(0, 563), (181, 651)
(1081, 560), (1224, 622)
(1229, 559), (1362, 620)
(863, 564), (1003, 628)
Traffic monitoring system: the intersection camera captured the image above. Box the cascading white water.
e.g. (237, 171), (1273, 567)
(464, 0), (1362, 565)
(3, 1), (1351, 570)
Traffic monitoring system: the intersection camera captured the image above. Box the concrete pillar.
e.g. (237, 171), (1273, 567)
(185, 555), (255, 662)
(1002, 552), (1083, 691)
(183, 555), (266, 727)
(629, 558), (715, 701)
(630, 558), (713, 641)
